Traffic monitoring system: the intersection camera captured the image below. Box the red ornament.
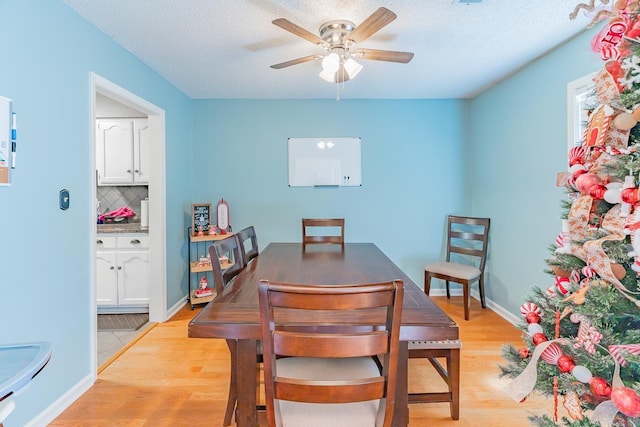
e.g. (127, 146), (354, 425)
(572, 168), (587, 181)
(532, 333), (548, 345)
(575, 173), (602, 195)
(622, 187), (640, 204)
(589, 377), (612, 397)
(589, 184), (607, 200)
(525, 312), (541, 324)
(518, 348), (530, 359)
(611, 386), (640, 417)
(557, 355), (576, 373)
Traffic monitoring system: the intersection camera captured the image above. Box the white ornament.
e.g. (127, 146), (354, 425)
(604, 182), (623, 204)
(528, 323), (544, 336)
(572, 365), (593, 383)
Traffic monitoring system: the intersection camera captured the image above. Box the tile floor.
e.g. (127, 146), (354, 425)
(97, 323), (151, 366)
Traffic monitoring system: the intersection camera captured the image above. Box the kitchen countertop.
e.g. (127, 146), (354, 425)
(97, 223), (148, 234)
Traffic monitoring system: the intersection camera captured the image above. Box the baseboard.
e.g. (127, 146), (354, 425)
(165, 296), (188, 320)
(25, 373), (94, 427)
(428, 287), (520, 326)
(97, 305), (149, 314)
(28, 298), (188, 425)
(483, 294), (519, 326)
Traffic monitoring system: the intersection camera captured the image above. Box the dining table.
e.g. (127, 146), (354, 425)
(188, 242), (459, 427)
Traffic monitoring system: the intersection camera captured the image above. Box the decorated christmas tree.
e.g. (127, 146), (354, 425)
(500, 1), (640, 425)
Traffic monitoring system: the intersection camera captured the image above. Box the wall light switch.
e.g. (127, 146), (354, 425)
(59, 189), (70, 210)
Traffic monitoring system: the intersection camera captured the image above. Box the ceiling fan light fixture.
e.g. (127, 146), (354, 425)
(319, 69), (336, 83)
(343, 58), (363, 79)
(321, 52), (340, 73)
(271, 7), (413, 94)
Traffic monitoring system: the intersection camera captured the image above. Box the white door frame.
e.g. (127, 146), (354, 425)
(89, 72), (167, 375)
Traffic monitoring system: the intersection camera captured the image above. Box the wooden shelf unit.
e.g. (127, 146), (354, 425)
(187, 227), (234, 309)
(189, 290), (215, 305)
(190, 260), (233, 273)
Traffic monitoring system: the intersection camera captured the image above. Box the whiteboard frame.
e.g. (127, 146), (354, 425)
(287, 137), (362, 187)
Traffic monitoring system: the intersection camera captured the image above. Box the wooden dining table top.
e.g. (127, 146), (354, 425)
(189, 242), (458, 342)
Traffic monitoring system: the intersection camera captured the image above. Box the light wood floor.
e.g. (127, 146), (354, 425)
(51, 297), (559, 426)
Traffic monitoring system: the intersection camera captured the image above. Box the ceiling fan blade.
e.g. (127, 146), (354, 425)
(347, 7), (397, 45)
(352, 48), (414, 63)
(272, 18), (326, 46)
(270, 54), (319, 69)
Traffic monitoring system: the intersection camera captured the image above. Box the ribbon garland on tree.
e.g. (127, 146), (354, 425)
(508, 302), (640, 423)
(565, 199), (640, 305)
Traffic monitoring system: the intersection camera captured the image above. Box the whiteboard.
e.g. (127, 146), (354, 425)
(288, 137), (361, 187)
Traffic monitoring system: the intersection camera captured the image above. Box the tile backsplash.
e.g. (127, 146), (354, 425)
(97, 186), (148, 222)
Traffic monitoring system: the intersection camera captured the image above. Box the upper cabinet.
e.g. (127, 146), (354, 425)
(96, 118), (149, 185)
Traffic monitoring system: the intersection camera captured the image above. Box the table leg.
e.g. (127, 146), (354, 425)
(236, 339), (257, 427)
(393, 341), (409, 427)
(450, 347), (460, 420)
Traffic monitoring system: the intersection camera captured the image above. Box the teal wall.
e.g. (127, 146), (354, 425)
(0, 0), (607, 425)
(468, 26), (602, 315)
(192, 99), (470, 283)
(0, 1), (192, 425)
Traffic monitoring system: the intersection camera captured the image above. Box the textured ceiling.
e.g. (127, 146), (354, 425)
(62, 0), (594, 99)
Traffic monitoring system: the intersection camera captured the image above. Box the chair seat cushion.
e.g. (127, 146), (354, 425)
(275, 357), (382, 427)
(425, 262), (480, 280)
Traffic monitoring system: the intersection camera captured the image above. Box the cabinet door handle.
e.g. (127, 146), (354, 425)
(110, 266), (115, 270)
(97, 239), (103, 244)
(118, 266), (122, 270)
(127, 169), (132, 173)
(135, 169), (140, 173)
(130, 239), (141, 245)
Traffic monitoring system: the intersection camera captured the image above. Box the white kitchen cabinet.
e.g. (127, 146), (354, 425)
(96, 249), (118, 305)
(96, 234), (149, 312)
(96, 118), (149, 185)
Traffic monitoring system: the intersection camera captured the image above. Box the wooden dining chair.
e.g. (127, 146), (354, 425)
(210, 234), (244, 295)
(208, 234), (248, 426)
(301, 218), (345, 245)
(258, 279), (404, 427)
(424, 215), (491, 321)
(237, 225), (259, 267)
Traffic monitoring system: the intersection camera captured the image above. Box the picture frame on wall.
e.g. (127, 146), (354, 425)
(191, 203), (212, 235)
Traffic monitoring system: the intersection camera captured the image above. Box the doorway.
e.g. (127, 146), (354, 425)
(89, 72), (167, 375)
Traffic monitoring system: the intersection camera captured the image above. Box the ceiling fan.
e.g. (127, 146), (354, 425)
(270, 7), (414, 84)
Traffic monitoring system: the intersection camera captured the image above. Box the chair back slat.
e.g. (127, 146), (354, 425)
(450, 246), (484, 258)
(274, 331), (390, 358)
(268, 285), (394, 310)
(274, 378), (385, 404)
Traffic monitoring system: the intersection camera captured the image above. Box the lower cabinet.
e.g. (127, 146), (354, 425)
(96, 234), (149, 311)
